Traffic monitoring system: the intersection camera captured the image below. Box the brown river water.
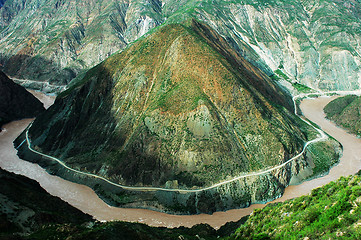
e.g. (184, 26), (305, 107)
(1, 92), (361, 229)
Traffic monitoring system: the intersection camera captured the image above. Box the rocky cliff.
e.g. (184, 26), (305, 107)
(15, 20), (341, 213)
(1, 0), (360, 91)
(0, 70), (44, 130)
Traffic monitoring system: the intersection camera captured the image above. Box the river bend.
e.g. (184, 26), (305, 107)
(1, 93), (361, 229)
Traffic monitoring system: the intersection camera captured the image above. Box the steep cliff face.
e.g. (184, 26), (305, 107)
(1, 0), (360, 91)
(0, 0), (163, 87)
(0, 168), (92, 236)
(0, 70), (44, 130)
(28, 20), (306, 188)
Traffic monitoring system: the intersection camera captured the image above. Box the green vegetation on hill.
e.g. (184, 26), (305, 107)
(324, 95), (361, 136)
(228, 174), (361, 240)
(17, 19), (342, 213)
(28, 19), (306, 188)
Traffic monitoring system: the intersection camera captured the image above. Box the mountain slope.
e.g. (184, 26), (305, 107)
(13, 20), (339, 213)
(1, 0), (360, 91)
(26, 19), (306, 188)
(0, 168), (92, 237)
(324, 95), (361, 136)
(227, 174), (361, 239)
(0, 70), (44, 130)
(0, 0), (163, 88)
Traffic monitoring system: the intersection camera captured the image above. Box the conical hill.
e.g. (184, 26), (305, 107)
(28, 19), (307, 188)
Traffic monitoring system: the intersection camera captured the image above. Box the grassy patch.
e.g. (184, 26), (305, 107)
(228, 175), (361, 239)
(292, 82), (314, 93)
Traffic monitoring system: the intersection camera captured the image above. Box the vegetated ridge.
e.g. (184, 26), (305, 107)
(0, 70), (44, 130)
(228, 174), (361, 239)
(1, 0), (360, 91)
(324, 95), (361, 137)
(16, 20), (341, 214)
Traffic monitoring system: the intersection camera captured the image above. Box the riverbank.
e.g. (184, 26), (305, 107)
(1, 92), (361, 228)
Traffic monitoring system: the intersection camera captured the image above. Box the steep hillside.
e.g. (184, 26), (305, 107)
(0, 0), (163, 89)
(228, 174), (361, 239)
(0, 168), (92, 237)
(324, 95), (361, 136)
(15, 20), (340, 213)
(27, 20), (304, 188)
(0, 70), (44, 130)
(1, 0), (360, 91)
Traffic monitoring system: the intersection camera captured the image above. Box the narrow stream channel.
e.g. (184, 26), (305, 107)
(1, 92), (361, 229)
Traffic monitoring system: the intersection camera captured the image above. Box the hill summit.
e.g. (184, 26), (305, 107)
(27, 19), (307, 188)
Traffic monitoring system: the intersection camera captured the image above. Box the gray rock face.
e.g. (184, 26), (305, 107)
(0, 0), (163, 88)
(1, 0), (360, 91)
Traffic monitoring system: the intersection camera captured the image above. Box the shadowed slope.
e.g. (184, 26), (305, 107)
(0, 71), (44, 130)
(27, 20), (307, 190)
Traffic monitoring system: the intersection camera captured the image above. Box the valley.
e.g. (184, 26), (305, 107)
(12, 20), (343, 214)
(1, 90), (360, 229)
(1, 0), (360, 92)
(1, 0), (361, 237)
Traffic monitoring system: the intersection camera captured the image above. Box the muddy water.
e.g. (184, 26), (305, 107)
(1, 93), (361, 229)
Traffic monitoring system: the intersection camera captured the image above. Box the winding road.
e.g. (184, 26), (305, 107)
(24, 93), (328, 193)
(1, 90), (361, 229)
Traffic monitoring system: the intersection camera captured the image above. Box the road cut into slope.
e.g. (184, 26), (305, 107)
(1, 90), (361, 229)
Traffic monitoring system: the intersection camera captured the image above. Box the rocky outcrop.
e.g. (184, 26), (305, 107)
(1, 0), (360, 91)
(15, 20), (341, 213)
(0, 71), (44, 130)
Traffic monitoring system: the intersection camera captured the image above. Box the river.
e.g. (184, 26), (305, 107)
(1, 92), (361, 229)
